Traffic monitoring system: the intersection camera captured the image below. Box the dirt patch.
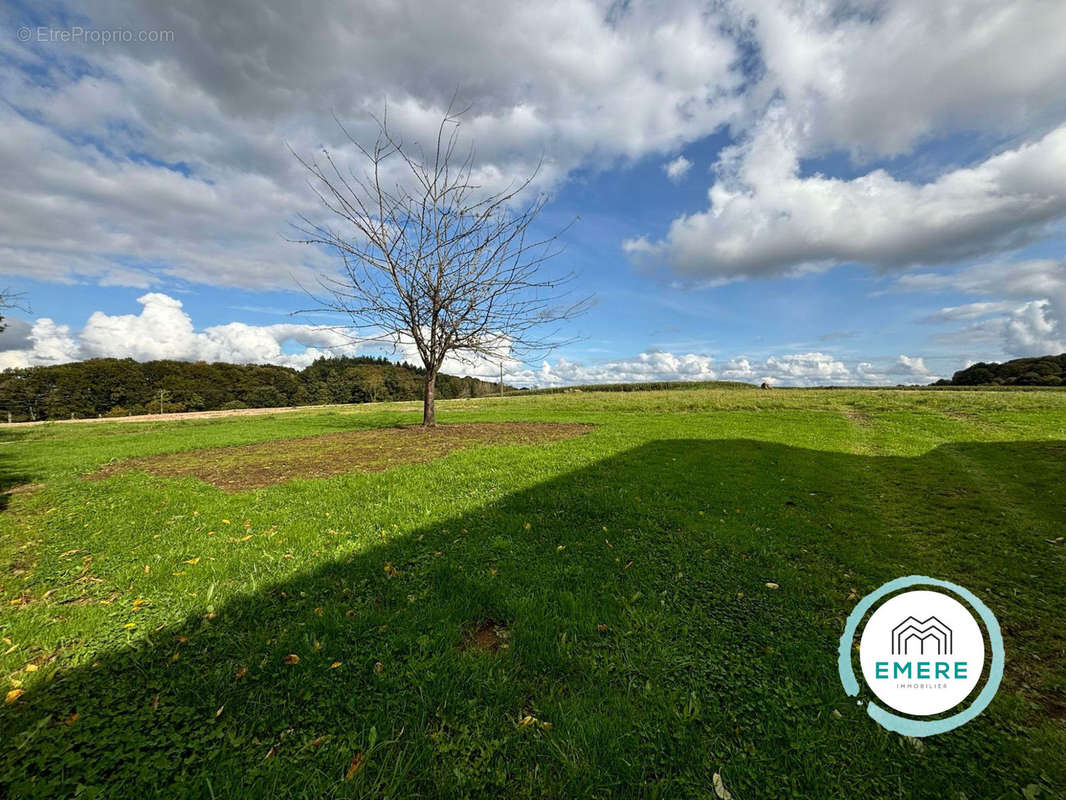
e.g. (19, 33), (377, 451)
(940, 410), (978, 421)
(6, 482), (45, 496)
(460, 620), (510, 653)
(841, 409), (872, 426)
(91, 422), (591, 491)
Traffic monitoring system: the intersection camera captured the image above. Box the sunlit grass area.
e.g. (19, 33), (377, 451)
(2, 387), (1065, 798)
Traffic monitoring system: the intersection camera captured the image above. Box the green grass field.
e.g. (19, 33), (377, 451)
(1, 387), (1064, 798)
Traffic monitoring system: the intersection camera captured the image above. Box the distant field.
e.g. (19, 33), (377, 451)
(1, 388), (1064, 798)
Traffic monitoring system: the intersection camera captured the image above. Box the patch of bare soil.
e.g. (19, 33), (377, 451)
(841, 409), (872, 426)
(6, 482), (45, 496)
(460, 620), (510, 653)
(939, 410), (978, 421)
(91, 422), (592, 491)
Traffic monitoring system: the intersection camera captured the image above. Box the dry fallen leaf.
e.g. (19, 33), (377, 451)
(309, 736), (326, 748)
(5, 688), (24, 705)
(183, 557), (201, 565)
(712, 771), (734, 800)
(345, 752), (365, 779)
(283, 654), (300, 665)
(330, 661), (342, 669)
(765, 582), (780, 590)
(65, 712), (79, 725)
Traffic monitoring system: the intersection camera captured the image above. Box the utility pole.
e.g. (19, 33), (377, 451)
(499, 362), (504, 398)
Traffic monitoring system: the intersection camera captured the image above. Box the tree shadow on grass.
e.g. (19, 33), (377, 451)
(2, 439), (1065, 799)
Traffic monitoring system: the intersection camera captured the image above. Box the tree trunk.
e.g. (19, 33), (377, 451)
(422, 370), (437, 427)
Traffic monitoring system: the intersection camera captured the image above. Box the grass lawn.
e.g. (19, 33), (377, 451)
(1, 387), (1064, 798)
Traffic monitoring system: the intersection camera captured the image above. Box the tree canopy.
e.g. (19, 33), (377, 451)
(0, 356), (506, 422)
(936, 354), (1066, 386)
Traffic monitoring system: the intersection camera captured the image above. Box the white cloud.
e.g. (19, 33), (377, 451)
(663, 155), (693, 183)
(922, 301), (1017, 322)
(894, 355), (932, 377)
(3, 0), (1064, 303)
(740, 0), (1066, 158)
(852, 355), (939, 384)
(2, 295), (941, 386)
(897, 259), (1066, 357)
(0, 318), (81, 369)
(1, 293), (372, 370)
(504, 350), (878, 388)
(626, 0), (1066, 280)
(0, 0), (743, 289)
(1003, 300), (1064, 356)
(517, 350), (719, 386)
(625, 120), (1066, 279)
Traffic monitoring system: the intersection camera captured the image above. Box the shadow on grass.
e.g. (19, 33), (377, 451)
(0, 430), (32, 511)
(2, 439), (1064, 798)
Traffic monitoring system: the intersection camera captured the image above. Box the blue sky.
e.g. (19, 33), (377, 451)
(1, 1), (1065, 386)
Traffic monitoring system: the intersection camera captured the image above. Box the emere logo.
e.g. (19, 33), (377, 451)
(837, 576), (1004, 737)
(891, 615), (951, 656)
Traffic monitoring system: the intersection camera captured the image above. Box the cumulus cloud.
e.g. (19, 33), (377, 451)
(0, 318), (80, 369)
(718, 352), (851, 386)
(1, 295), (938, 386)
(625, 120), (1066, 279)
(663, 156), (693, 183)
(0, 293), (371, 370)
(741, 0), (1066, 158)
(503, 350), (898, 388)
(852, 355), (939, 384)
(626, 0), (1066, 280)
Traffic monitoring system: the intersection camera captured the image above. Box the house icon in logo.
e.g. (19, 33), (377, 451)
(891, 616), (953, 656)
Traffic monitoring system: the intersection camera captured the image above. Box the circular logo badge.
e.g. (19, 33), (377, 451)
(838, 576), (1004, 737)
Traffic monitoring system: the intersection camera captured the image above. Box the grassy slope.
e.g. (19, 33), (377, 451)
(1, 388), (1064, 799)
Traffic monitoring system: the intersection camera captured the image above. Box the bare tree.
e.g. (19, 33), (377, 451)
(0, 289), (28, 334)
(292, 105), (589, 426)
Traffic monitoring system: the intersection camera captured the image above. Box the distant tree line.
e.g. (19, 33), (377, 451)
(935, 354), (1066, 386)
(0, 356), (506, 422)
